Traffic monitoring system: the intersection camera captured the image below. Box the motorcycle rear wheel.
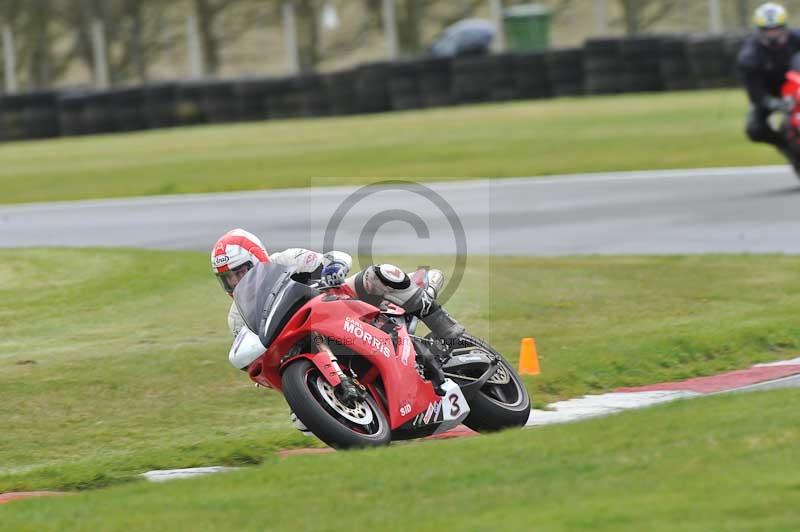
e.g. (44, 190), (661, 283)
(452, 333), (532, 432)
(281, 358), (391, 449)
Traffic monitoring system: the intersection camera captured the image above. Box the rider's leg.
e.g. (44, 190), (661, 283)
(346, 265), (464, 394)
(746, 106), (785, 147)
(745, 106), (800, 172)
(346, 264), (463, 339)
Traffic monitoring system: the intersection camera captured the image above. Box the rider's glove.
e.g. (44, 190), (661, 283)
(321, 251), (351, 286)
(322, 262), (347, 286)
(765, 96), (794, 114)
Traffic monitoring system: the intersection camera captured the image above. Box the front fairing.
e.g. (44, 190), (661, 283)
(782, 71), (800, 128)
(249, 293), (441, 429)
(229, 327), (266, 370)
(233, 262), (320, 349)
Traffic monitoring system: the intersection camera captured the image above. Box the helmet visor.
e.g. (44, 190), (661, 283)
(217, 262), (253, 294)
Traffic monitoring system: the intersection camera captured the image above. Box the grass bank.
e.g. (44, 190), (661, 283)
(2, 249), (798, 492)
(0, 89), (771, 204)
(3, 389), (799, 531)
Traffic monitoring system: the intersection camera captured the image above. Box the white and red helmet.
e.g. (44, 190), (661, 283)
(211, 229), (269, 295)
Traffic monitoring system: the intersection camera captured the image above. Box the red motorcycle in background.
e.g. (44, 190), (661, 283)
(779, 69), (800, 178)
(230, 262), (531, 449)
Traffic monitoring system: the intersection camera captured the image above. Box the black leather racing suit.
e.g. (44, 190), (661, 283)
(737, 30), (800, 148)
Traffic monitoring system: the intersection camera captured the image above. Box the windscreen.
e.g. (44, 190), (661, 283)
(232, 262), (319, 347)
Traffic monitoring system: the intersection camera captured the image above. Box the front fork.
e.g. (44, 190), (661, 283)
(310, 333), (366, 402)
(281, 333), (345, 387)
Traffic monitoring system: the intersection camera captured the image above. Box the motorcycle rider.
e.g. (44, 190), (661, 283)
(738, 3), (800, 169)
(211, 228), (462, 399)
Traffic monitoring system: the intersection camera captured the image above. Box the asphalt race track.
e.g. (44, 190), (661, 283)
(3, 165), (800, 256)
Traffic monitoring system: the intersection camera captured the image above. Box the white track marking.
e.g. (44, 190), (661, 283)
(141, 466), (238, 482)
(754, 356), (800, 367)
(526, 391), (699, 426)
(526, 357), (800, 427)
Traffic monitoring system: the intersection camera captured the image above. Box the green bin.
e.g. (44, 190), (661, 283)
(503, 4), (551, 51)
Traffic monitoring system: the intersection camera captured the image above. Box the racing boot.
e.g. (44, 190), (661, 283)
(422, 304), (465, 345)
(407, 271), (456, 395)
(415, 304), (465, 396)
(417, 346), (447, 396)
(418, 296), (467, 396)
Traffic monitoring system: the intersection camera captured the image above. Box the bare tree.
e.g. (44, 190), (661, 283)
(736, 0), (754, 30)
(192, 0), (267, 76)
(618, 0), (678, 35)
(396, 0), (423, 55)
(193, 0), (221, 75)
(22, 0), (60, 89)
(295, 0), (321, 71)
(120, 0), (149, 82)
(0, 0), (24, 89)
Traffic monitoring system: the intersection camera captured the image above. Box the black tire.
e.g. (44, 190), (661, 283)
(355, 62), (392, 113)
(57, 92), (88, 136)
(445, 333), (531, 432)
(324, 70), (357, 116)
(110, 87), (148, 132)
(281, 359), (391, 449)
(144, 83), (179, 129)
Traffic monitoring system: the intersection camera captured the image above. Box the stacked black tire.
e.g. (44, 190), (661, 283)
(202, 80), (239, 123)
(292, 75), (330, 118)
(584, 38), (624, 94)
(724, 33), (748, 86)
(687, 35), (731, 88)
(176, 82), (206, 125)
(261, 78), (294, 119)
(488, 53), (518, 101)
(514, 52), (551, 99)
(81, 92), (116, 134)
(110, 87), (148, 132)
(620, 37), (663, 92)
(0, 92), (59, 141)
(451, 54), (495, 104)
(57, 92), (87, 136)
(324, 69), (358, 116)
(355, 62), (392, 114)
(659, 36), (695, 90)
(389, 61), (421, 111)
(416, 57), (451, 107)
(0, 32), (752, 144)
(144, 83), (179, 128)
(234, 78), (272, 121)
(546, 48), (584, 96)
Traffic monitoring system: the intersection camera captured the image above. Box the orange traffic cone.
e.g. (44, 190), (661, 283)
(518, 337), (540, 375)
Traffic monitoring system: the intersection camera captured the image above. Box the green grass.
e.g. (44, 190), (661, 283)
(2, 249), (800, 494)
(0, 89), (779, 204)
(3, 388), (800, 531)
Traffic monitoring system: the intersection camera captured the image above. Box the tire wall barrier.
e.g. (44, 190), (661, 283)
(0, 32), (747, 142)
(584, 38), (624, 94)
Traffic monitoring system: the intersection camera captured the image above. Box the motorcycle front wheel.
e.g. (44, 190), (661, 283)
(281, 358), (391, 449)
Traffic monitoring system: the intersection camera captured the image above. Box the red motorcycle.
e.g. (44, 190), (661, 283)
(780, 70), (800, 176)
(230, 262), (531, 449)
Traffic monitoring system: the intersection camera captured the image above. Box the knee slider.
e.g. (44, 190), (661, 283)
(374, 264), (411, 290)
